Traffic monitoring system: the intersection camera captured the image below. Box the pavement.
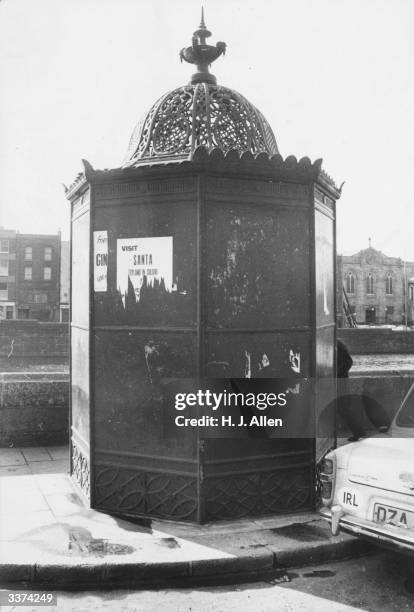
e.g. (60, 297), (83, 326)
(0, 446), (374, 590)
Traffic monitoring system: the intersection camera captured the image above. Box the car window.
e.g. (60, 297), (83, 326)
(396, 386), (414, 428)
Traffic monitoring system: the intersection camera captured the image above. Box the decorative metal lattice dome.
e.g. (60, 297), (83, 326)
(124, 11), (279, 167)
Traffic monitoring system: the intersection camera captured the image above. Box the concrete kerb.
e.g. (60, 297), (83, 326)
(0, 526), (375, 590)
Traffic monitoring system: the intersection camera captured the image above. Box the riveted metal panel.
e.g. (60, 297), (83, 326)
(206, 202), (311, 329)
(93, 198), (197, 328)
(92, 330), (197, 456)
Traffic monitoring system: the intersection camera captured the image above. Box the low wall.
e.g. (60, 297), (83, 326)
(338, 328), (414, 355)
(349, 373), (413, 416)
(0, 375), (69, 447)
(0, 320), (69, 370)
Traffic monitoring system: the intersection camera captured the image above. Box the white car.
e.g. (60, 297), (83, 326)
(319, 382), (414, 555)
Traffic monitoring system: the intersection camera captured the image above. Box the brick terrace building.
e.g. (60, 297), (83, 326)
(15, 233), (61, 321)
(0, 227), (17, 320)
(60, 241), (70, 322)
(409, 276), (414, 326)
(339, 243), (414, 326)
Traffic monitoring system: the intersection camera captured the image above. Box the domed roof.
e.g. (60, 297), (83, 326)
(124, 84), (278, 166)
(124, 11), (278, 167)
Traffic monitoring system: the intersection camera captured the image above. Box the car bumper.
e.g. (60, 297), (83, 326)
(319, 506), (414, 555)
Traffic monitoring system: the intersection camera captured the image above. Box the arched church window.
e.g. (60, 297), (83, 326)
(346, 272), (355, 294)
(385, 274), (393, 295)
(366, 273), (374, 294)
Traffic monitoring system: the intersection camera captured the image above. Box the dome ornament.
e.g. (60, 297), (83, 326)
(179, 7), (226, 85)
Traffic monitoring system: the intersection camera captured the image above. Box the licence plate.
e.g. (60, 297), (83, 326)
(373, 504), (414, 528)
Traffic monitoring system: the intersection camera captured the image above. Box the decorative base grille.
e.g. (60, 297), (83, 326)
(71, 442), (90, 499)
(94, 466), (198, 522)
(205, 468), (312, 520)
(93, 464), (312, 523)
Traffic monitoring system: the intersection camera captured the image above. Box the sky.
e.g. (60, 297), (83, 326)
(0, 0), (413, 258)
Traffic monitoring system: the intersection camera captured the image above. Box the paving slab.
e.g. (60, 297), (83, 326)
(27, 458), (68, 474)
(20, 447), (52, 462)
(0, 449), (25, 468)
(0, 465), (31, 478)
(0, 510), (57, 541)
(0, 446), (375, 590)
(33, 472), (76, 495)
(47, 447), (69, 461)
(0, 489), (50, 515)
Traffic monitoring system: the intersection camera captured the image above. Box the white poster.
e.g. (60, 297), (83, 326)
(93, 230), (108, 292)
(117, 236), (173, 304)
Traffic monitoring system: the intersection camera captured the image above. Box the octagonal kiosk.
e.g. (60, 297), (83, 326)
(67, 16), (341, 522)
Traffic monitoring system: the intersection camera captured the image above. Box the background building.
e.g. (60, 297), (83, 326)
(15, 232), (61, 321)
(339, 242), (414, 326)
(409, 276), (414, 326)
(0, 228), (70, 322)
(60, 241), (70, 322)
(0, 227), (17, 320)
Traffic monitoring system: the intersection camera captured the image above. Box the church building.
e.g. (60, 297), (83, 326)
(339, 241), (414, 326)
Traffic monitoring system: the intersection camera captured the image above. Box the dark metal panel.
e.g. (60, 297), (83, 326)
(93, 199), (197, 328)
(205, 176), (311, 205)
(90, 178), (201, 520)
(203, 444), (312, 475)
(92, 326), (199, 519)
(205, 331), (312, 378)
(92, 330), (198, 457)
(95, 450), (198, 471)
(205, 202), (311, 329)
(93, 176), (196, 203)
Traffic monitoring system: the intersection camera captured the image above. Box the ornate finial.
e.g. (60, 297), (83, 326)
(199, 6), (206, 29)
(368, 237), (372, 248)
(179, 8), (226, 85)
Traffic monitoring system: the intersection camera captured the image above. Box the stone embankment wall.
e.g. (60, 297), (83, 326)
(0, 375), (69, 447)
(339, 373), (414, 437)
(0, 320), (69, 446)
(0, 320), (69, 370)
(338, 328), (414, 354)
(338, 329), (414, 436)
